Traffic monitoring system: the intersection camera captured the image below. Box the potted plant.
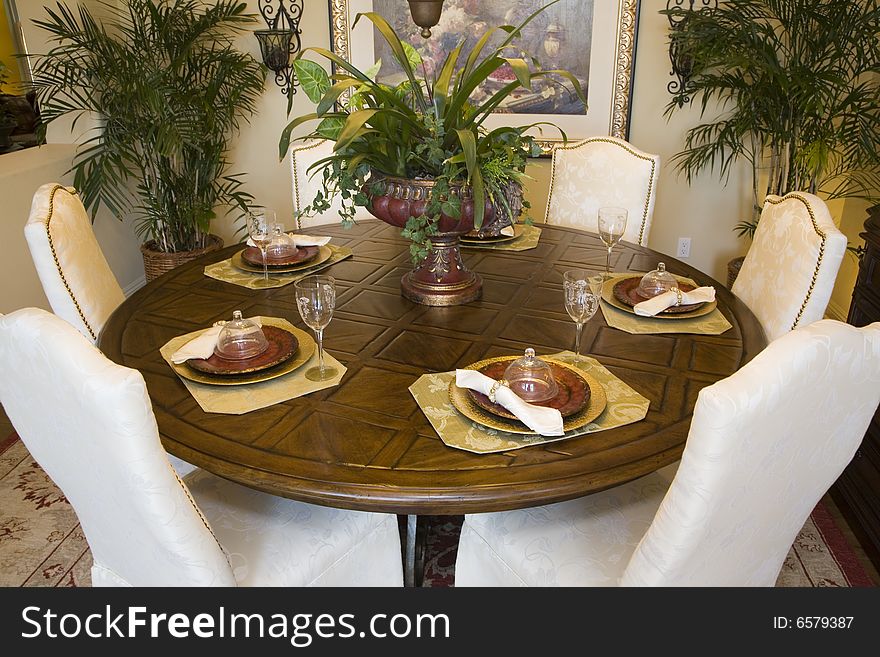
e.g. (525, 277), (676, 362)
(0, 60), (18, 150)
(31, 0), (266, 280)
(661, 0), (880, 284)
(279, 1), (583, 305)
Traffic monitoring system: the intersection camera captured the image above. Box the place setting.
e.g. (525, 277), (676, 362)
(408, 269), (650, 454)
(203, 209), (353, 290)
(458, 221), (542, 252)
(158, 275), (345, 414)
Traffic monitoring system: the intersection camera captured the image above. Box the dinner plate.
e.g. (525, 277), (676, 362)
(460, 224), (524, 244)
(601, 275), (717, 320)
(448, 358), (607, 435)
(612, 276), (703, 314)
(465, 356), (590, 419)
(241, 245), (319, 268)
(231, 245), (332, 274)
(170, 320), (316, 386)
(186, 325), (298, 375)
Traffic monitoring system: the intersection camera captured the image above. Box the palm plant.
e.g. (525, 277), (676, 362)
(32, 0), (266, 253)
(279, 1), (583, 261)
(662, 0), (880, 237)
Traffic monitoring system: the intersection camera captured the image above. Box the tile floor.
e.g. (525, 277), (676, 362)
(2, 402), (878, 585)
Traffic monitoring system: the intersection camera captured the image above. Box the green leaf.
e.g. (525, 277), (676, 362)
(293, 59), (331, 104)
(316, 116), (345, 140)
(352, 12), (428, 111)
(334, 109), (379, 151)
(501, 58), (531, 90)
(316, 78), (362, 115)
(402, 41), (422, 69)
(364, 59), (382, 81)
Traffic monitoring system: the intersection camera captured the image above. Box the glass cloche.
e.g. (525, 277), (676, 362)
(266, 225), (298, 260)
(214, 311), (268, 360)
(503, 348), (559, 403)
(637, 262), (678, 298)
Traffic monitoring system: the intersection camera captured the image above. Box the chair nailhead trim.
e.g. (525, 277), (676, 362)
(764, 193), (827, 331)
(42, 185), (97, 341)
(545, 137), (657, 246)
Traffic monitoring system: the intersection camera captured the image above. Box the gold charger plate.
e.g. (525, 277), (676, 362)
(448, 357), (608, 435)
(170, 319), (316, 386)
(231, 244), (332, 274)
(601, 274), (717, 320)
(460, 224), (524, 244)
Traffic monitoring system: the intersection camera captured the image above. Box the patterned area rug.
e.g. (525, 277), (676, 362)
(0, 434), (874, 587)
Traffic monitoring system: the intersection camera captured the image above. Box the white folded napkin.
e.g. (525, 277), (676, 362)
(455, 369), (564, 436)
(246, 233), (331, 247)
(500, 225), (516, 236)
(170, 318), (262, 363)
(633, 286), (716, 317)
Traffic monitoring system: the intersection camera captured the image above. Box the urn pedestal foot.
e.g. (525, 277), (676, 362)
(400, 234), (482, 306)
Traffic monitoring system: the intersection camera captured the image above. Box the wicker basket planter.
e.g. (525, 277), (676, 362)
(140, 234), (224, 282)
(727, 255), (745, 289)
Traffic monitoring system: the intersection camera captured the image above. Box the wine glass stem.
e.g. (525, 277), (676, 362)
(261, 247), (269, 283)
(574, 322), (583, 361)
(315, 328), (325, 374)
(605, 246), (612, 279)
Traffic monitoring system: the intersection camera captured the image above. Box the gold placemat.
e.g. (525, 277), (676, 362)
(460, 224), (541, 251)
(409, 351), (649, 454)
(160, 317), (346, 414)
(203, 244), (353, 289)
(599, 272), (733, 336)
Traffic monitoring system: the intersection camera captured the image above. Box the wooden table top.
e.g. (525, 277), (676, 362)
(99, 221), (766, 515)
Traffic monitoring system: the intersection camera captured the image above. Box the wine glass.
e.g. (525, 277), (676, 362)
(563, 269), (600, 365)
(598, 206), (628, 281)
(295, 275), (339, 382)
(247, 209), (279, 287)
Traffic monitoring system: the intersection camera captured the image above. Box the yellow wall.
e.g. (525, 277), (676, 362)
(0, 2), (22, 90)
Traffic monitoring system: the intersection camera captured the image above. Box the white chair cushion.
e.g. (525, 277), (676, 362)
(456, 464), (678, 587)
(24, 184), (125, 343)
(290, 139), (372, 229)
(544, 136), (660, 246)
(185, 470), (403, 587)
(732, 192), (847, 341)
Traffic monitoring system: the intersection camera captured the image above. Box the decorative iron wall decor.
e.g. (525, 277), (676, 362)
(255, 0), (304, 99)
(665, 0), (717, 106)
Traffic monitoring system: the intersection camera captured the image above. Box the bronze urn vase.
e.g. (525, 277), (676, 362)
(365, 175), (520, 306)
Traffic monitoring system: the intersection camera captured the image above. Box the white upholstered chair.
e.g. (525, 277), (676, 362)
(544, 136), (660, 246)
(0, 308), (404, 587)
(290, 139), (372, 229)
(455, 319), (880, 586)
(24, 183), (125, 344)
(732, 192), (847, 341)
(23, 183), (196, 478)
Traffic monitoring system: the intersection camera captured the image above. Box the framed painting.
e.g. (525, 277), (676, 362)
(328, 0), (639, 154)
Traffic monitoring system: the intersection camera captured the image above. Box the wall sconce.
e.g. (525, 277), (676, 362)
(666, 0), (717, 107)
(407, 0), (445, 38)
(255, 0), (304, 98)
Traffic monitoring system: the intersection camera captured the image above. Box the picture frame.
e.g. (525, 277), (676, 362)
(327, 0), (639, 154)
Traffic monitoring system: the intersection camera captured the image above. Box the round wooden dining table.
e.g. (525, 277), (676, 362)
(99, 220), (766, 583)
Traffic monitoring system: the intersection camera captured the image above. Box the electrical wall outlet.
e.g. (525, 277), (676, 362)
(677, 237), (691, 258)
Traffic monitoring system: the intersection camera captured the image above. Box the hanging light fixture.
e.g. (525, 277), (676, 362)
(254, 0), (304, 98)
(407, 0), (445, 38)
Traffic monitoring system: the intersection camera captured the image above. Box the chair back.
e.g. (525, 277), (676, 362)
(0, 308), (235, 586)
(732, 192), (846, 341)
(623, 319), (880, 586)
(544, 136), (660, 246)
(290, 139), (349, 229)
(24, 184), (125, 343)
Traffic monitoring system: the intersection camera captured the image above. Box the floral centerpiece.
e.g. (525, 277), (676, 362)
(279, 1), (583, 305)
